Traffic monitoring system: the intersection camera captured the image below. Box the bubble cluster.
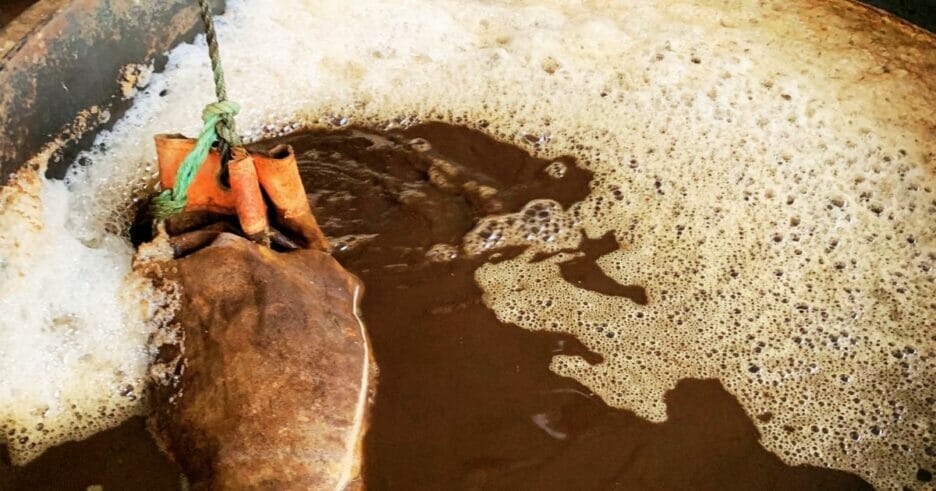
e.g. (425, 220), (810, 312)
(1, 0), (932, 487)
(426, 243), (459, 263)
(463, 199), (579, 255)
(330, 234), (379, 254)
(543, 161), (567, 179)
(0, 169), (177, 464)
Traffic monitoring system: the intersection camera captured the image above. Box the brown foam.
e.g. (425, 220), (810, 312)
(4, 0), (931, 486)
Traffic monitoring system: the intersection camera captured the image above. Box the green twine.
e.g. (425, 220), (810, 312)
(149, 101), (240, 219)
(150, 0), (242, 220)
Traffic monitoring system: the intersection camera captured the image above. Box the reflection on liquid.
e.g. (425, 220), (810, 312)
(1, 125), (870, 490)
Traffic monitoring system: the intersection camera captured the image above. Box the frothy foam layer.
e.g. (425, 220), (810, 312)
(463, 199), (579, 254)
(0, 168), (172, 464)
(1, 0), (932, 487)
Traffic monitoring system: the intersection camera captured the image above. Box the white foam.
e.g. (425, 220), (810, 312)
(0, 168), (166, 464)
(463, 199), (579, 254)
(0, 0), (932, 488)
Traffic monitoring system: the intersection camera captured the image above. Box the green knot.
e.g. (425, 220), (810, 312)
(149, 100), (242, 220)
(149, 188), (187, 219)
(204, 100), (242, 148)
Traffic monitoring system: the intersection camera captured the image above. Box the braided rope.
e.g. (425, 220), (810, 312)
(150, 0), (242, 219)
(197, 0), (241, 149)
(150, 101), (240, 219)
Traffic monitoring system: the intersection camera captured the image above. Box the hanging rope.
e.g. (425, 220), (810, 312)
(150, 0), (242, 220)
(149, 101), (240, 218)
(196, 0), (241, 153)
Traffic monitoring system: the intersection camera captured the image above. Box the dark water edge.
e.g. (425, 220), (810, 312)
(1, 124), (871, 490)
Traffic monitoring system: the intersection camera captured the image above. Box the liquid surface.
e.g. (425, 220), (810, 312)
(535, 232), (649, 304)
(0, 0), (932, 488)
(2, 125), (871, 490)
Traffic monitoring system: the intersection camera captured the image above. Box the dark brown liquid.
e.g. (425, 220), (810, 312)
(0, 124), (871, 490)
(534, 231), (648, 304)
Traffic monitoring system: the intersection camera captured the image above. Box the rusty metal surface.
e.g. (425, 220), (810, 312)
(0, 0), (224, 185)
(0, 0), (43, 29)
(862, 0), (936, 32)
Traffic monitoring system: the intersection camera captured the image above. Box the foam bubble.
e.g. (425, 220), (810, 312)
(463, 199), (579, 254)
(1, 0), (932, 487)
(0, 168), (174, 464)
(426, 243), (459, 263)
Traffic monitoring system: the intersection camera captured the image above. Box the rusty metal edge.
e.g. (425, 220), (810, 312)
(861, 0), (936, 33)
(0, 0), (225, 186)
(0, 1), (69, 60)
